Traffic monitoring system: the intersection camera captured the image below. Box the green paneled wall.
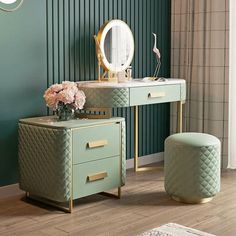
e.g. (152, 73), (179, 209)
(0, 0), (47, 186)
(0, 0), (171, 186)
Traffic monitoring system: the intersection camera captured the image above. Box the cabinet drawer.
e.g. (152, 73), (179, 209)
(73, 123), (120, 164)
(73, 156), (120, 199)
(130, 84), (181, 106)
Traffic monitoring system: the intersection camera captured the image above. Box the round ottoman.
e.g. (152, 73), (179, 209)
(164, 132), (221, 204)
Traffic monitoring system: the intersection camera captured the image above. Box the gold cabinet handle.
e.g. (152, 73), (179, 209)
(87, 140), (108, 148)
(87, 172), (108, 182)
(148, 92), (166, 98)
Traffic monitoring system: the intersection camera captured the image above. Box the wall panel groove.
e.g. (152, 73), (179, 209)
(46, 0), (171, 160)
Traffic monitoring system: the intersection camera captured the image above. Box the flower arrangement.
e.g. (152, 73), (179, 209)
(44, 81), (86, 120)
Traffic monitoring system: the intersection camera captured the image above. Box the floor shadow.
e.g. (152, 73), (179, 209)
(116, 191), (184, 207)
(0, 190), (183, 217)
(19, 191), (182, 215)
(0, 193), (113, 217)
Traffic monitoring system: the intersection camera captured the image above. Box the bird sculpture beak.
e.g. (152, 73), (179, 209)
(152, 32), (156, 36)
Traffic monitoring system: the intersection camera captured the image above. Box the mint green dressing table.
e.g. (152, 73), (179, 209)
(77, 78), (186, 172)
(18, 117), (126, 212)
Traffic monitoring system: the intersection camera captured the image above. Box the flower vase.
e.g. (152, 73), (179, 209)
(56, 103), (74, 121)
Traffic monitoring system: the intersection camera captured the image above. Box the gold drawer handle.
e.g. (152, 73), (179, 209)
(148, 92), (166, 98)
(87, 172), (108, 182)
(87, 140), (108, 148)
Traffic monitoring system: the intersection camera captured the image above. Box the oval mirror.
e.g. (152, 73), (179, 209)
(97, 19), (134, 73)
(0, 0), (23, 11)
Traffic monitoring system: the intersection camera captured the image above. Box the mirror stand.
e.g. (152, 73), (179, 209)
(94, 35), (103, 82)
(98, 64), (118, 82)
(107, 72), (118, 82)
(94, 35), (118, 83)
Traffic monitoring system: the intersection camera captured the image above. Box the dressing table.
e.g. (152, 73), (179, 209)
(78, 78), (186, 172)
(78, 19), (186, 172)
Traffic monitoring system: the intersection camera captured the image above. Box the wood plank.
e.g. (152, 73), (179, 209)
(0, 167), (236, 236)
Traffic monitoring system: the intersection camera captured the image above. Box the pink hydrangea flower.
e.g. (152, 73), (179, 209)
(57, 89), (75, 104)
(51, 83), (63, 93)
(43, 92), (58, 110)
(43, 81), (86, 111)
(62, 81), (76, 89)
(74, 90), (86, 109)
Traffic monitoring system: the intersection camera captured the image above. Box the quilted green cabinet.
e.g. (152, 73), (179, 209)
(18, 116), (126, 212)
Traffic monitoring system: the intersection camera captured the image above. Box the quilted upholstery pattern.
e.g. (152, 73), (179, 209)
(19, 118), (126, 203)
(82, 87), (130, 108)
(121, 120), (126, 186)
(164, 133), (221, 200)
(19, 124), (72, 202)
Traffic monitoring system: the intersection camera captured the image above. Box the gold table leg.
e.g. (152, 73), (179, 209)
(134, 106), (163, 172)
(134, 101), (184, 172)
(134, 106), (139, 172)
(178, 101), (183, 133)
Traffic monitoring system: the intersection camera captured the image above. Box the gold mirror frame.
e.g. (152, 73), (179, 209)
(0, 0), (23, 12)
(94, 19), (134, 82)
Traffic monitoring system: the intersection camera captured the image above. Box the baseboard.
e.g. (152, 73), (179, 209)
(126, 152), (164, 169)
(0, 152), (163, 200)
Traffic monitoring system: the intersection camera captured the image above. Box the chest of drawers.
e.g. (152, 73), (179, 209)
(18, 116), (126, 212)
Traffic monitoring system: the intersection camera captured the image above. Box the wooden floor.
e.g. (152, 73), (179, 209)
(1, 165), (236, 236)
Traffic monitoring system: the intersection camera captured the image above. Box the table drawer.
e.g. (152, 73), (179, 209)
(73, 156), (120, 199)
(129, 84), (181, 106)
(73, 123), (120, 164)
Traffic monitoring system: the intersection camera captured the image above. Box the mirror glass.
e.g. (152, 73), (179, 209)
(0, 0), (17, 4)
(104, 26), (131, 70)
(98, 20), (134, 73)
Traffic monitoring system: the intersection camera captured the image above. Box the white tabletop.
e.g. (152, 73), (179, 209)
(77, 78), (185, 88)
(20, 116), (124, 129)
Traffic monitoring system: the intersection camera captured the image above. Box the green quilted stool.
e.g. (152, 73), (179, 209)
(164, 132), (221, 204)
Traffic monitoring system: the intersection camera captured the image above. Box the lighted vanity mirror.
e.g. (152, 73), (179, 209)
(94, 19), (134, 81)
(0, 0), (24, 12)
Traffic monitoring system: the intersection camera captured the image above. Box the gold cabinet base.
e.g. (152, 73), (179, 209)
(25, 192), (73, 213)
(25, 187), (121, 213)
